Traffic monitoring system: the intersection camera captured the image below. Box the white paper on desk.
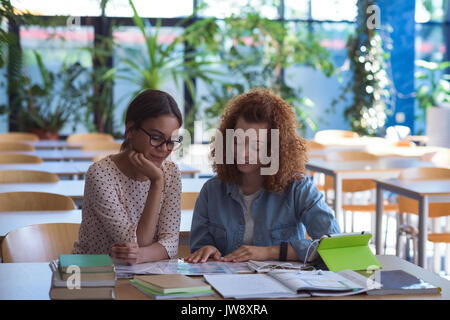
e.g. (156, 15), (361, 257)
(114, 259), (251, 277)
(204, 274), (310, 299)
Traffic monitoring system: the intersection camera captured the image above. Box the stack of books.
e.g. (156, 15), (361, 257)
(130, 274), (214, 299)
(49, 254), (116, 300)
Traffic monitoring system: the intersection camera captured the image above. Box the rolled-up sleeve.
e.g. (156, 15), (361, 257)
(291, 177), (341, 262)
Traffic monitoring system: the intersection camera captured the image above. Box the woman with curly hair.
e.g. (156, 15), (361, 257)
(185, 88), (340, 263)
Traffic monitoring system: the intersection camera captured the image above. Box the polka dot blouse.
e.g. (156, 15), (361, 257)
(73, 155), (181, 258)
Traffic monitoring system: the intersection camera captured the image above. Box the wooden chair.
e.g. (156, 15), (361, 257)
(93, 153), (111, 162)
(323, 151), (398, 234)
(181, 192), (199, 211)
(397, 167), (450, 272)
(420, 148), (450, 168)
(1, 223), (80, 262)
(0, 154), (43, 164)
(0, 170), (59, 183)
(0, 132), (39, 142)
(392, 140), (415, 147)
(0, 142), (35, 151)
(67, 133), (114, 143)
(178, 192), (199, 258)
(81, 141), (122, 151)
(385, 125), (411, 142)
(305, 140), (326, 191)
(0, 192), (75, 211)
(314, 130), (359, 142)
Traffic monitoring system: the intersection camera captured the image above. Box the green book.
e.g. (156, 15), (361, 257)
(59, 254), (114, 274)
(129, 280), (214, 300)
(316, 232), (382, 272)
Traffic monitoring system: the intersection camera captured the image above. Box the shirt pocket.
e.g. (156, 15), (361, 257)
(270, 225), (299, 243)
(207, 223), (228, 254)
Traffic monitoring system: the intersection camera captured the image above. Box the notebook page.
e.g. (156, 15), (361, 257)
(269, 271), (366, 293)
(204, 274), (308, 299)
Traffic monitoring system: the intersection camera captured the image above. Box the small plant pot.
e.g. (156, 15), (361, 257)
(28, 129), (59, 140)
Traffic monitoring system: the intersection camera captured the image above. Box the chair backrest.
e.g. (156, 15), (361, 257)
(392, 140), (415, 147)
(0, 192), (75, 211)
(0, 154), (43, 164)
(398, 167), (450, 218)
(325, 150), (379, 162)
(420, 148), (450, 168)
(324, 151), (379, 192)
(81, 141), (121, 151)
(93, 153), (111, 162)
(0, 142), (35, 151)
(1, 223), (80, 262)
(385, 125), (411, 141)
(306, 140), (326, 150)
(181, 192), (199, 210)
(0, 170), (59, 183)
(314, 130), (359, 142)
(0, 132), (39, 142)
(67, 133), (114, 143)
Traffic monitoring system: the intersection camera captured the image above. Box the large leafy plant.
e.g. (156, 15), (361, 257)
(333, 0), (393, 136)
(116, 0), (220, 134)
(1, 51), (89, 135)
(200, 11), (334, 134)
(415, 59), (450, 123)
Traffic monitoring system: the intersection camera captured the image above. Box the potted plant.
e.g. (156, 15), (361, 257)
(200, 10), (334, 135)
(11, 51), (89, 139)
(114, 0), (220, 135)
(415, 59), (450, 146)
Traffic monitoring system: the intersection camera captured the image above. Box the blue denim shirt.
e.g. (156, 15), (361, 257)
(189, 175), (341, 262)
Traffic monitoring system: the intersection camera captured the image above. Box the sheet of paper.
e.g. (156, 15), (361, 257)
(269, 270), (366, 292)
(204, 274), (309, 299)
(115, 259), (251, 277)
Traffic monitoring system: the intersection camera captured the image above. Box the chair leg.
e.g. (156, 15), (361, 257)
(396, 213), (404, 257)
(432, 219), (441, 274)
(446, 243), (450, 276)
(384, 212), (390, 255)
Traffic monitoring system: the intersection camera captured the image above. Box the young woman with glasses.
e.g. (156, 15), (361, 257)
(185, 88), (340, 264)
(73, 89), (184, 264)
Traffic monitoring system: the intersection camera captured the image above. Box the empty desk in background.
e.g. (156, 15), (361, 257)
(29, 140), (124, 150)
(0, 209), (194, 237)
(0, 210), (82, 237)
(1, 255), (449, 300)
(0, 162), (87, 179)
(375, 178), (450, 268)
(306, 158), (435, 228)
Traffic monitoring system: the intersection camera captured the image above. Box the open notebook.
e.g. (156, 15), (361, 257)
(204, 269), (381, 299)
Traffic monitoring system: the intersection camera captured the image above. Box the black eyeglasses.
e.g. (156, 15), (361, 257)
(139, 128), (183, 151)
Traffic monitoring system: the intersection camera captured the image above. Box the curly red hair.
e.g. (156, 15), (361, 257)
(211, 88), (308, 193)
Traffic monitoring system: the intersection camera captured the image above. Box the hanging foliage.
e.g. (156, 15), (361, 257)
(333, 0), (393, 136)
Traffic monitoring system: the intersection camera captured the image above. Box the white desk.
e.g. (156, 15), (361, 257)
(0, 162), (87, 179)
(29, 140), (123, 150)
(374, 178), (450, 268)
(0, 178), (208, 200)
(0, 150), (119, 162)
(1, 255), (449, 300)
(0, 209), (194, 237)
(0, 209), (82, 236)
(306, 158), (435, 228)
